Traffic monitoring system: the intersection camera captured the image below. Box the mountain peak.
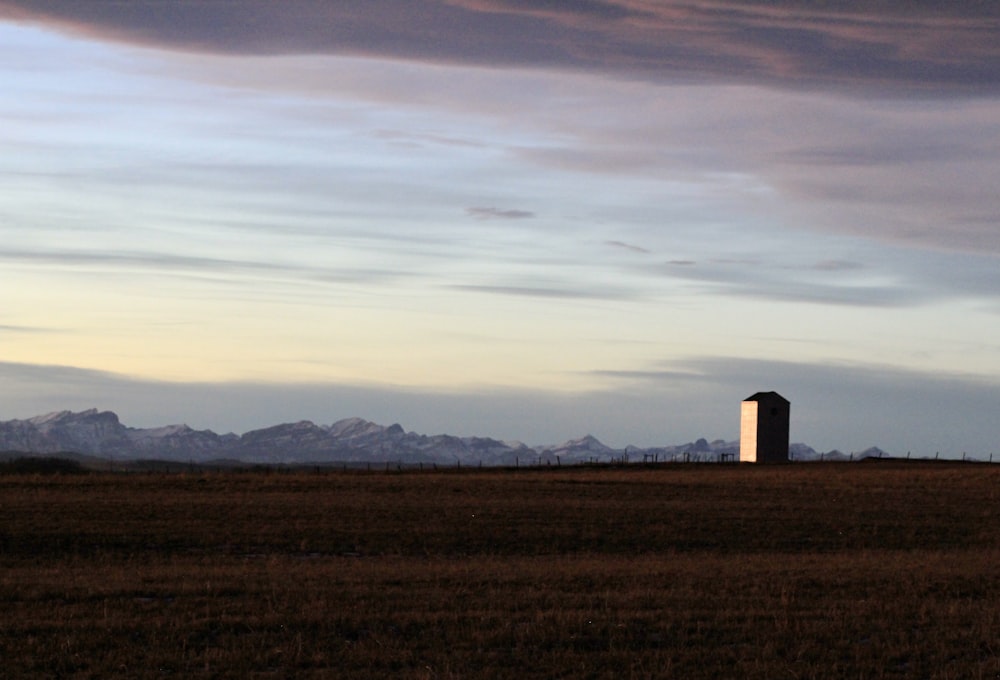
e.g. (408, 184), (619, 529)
(28, 408), (116, 425)
(542, 434), (617, 457)
(327, 417), (389, 439)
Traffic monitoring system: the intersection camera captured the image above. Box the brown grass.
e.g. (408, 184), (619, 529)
(2, 463), (999, 678)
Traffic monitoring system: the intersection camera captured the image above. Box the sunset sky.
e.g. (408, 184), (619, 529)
(2, 1), (999, 455)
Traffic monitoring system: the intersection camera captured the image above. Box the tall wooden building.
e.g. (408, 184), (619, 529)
(740, 391), (790, 464)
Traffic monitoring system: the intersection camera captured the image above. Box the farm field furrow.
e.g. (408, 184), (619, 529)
(1, 463), (998, 678)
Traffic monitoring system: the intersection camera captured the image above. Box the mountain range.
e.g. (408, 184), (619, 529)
(0, 409), (885, 466)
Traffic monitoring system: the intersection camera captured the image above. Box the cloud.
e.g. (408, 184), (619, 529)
(449, 283), (633, 301)
(1, 1), (997, 92)
(0, 359), (682, 445)
(585, 355), (1000, 455)
(374, 129), (487, 149)
(466, 206), (535, 220)
(0, 324), (51, 334)
(8, 7), (994, 258)
(781, 140), (994, 168)
(648, 258), (936, 308)
(0, 247), (412, 287)
(446, 0), (648, 22)
(4, 356), (999, 455)
(589, 368), (702, 381)
(605, 240), (650, 254)
(813, 260), (864, 272)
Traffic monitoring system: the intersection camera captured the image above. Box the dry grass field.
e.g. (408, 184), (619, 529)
(2, 462), (1000, 678)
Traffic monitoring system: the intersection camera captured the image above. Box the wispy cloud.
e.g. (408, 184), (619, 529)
(445, 0), (649, 22)
(466, 207), (535, 220)
(0, 323), (52, 334)
(648, 258), (934, 308)
(605, 240), (650, 254)
(780, 140), (994, 168)
(0, 247), (412, 287)
(0, 360), (132, 387)
(374, 129), (487, 149)
(813, 260), (864, 272)
(646, 247), (1000, 309)
(449, 283), (634, 301)
(589, 368), (702, 382)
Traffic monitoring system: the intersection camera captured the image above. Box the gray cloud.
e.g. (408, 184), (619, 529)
(589, 368), (701, 381)
(649, 258), (936, 308)
(616, 238), (1000, 308)
(0, 323), (51, 333)
(585, 355), (1000, 456)
(1, 1), (997, 92)
(781, 140), (995, 168)
(605, 240), (650, 254)
(813, 260), (864, 272)
(0, 247), (410, 287)
(0, 359), (675, 446)
(466, 207), (535, 220)
(374, 129), (487, 149)
(449, 283), (634, 301)
(3, 356), (999, 455)
(449, 0), (648, 22)
(6, 5), (996, 259)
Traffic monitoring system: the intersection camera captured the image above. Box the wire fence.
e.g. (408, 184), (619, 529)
(4, 449), (996, 475)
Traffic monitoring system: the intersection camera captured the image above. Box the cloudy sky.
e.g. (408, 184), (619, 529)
(2, 1), (999, 455)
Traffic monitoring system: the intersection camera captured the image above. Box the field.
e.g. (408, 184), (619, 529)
(2, 462), (1000, 678)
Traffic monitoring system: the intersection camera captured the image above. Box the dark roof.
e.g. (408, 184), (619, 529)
(744, 391), (789, 403)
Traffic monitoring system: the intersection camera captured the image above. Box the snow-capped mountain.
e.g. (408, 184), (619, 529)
(0, 410), (230, 460)
(540, 434), (616, 460)
(0, 410), (538, 465)
(0, 409), (877, 466)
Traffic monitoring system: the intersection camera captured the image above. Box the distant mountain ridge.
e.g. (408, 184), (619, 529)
(0, 409), (882, 466)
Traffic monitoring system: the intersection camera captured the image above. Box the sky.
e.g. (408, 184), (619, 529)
(1, 1), (999, 455)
